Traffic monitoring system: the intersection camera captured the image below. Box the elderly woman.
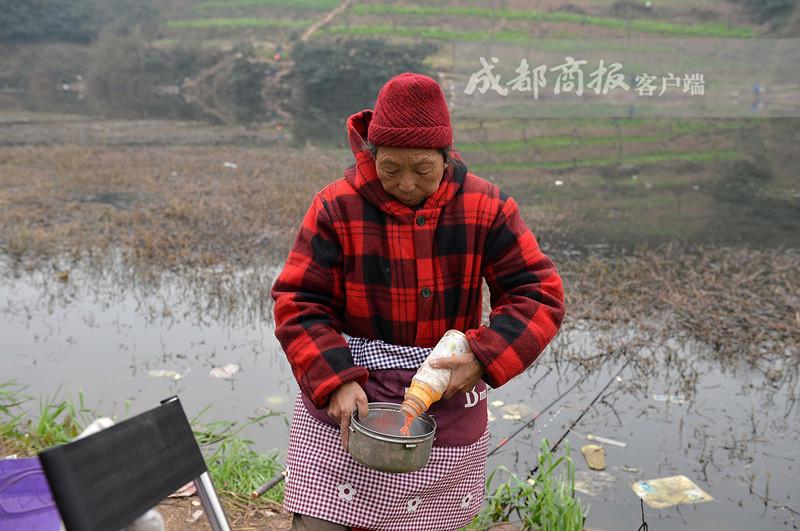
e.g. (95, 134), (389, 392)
(272, 72), (564, 531)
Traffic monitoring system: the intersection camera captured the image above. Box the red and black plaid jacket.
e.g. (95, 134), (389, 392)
(272, 109), (565, 409)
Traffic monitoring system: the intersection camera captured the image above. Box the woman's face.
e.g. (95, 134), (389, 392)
(374, 146), (446, 207)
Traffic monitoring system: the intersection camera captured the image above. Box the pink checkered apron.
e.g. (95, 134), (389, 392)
(283, 336), (490, 531)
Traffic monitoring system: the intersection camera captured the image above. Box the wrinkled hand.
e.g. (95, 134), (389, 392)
(429, 351), (485, 400)
(327, 381), (369, 452)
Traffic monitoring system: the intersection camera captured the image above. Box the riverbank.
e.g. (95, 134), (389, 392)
(1, 115), (798, 530)
(0, 380), (291, 528)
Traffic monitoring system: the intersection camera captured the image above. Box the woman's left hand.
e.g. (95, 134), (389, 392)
(429, 352), (485, 400)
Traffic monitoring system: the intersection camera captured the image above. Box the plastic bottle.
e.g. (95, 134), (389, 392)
(401, 330), (469, 419)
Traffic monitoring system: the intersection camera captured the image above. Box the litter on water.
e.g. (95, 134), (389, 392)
(209, 363), (240, 379)
(631, 475), (713, 509)
(574, 470), (616, 497)
(581, 444), (606, 470)
(500, 403), (531, 420)
(266, 395), (285, 405)
(586, 434), (627, 448)
(652, 394), (686, 404)
(147, 369), (184, 380)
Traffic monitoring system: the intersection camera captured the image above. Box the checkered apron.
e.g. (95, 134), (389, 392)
(283, 337), (489, 531)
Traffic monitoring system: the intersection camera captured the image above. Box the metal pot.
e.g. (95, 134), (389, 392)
(349, 402), (436, 473)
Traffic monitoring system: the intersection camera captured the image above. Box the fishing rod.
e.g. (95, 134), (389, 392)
(488, 348), (623, 457)
(488, 372), (585, 457)
(529, 351), (632, 476)
(254, 352), (628, 497)
(251, 469), (286, 499)
(528, 366), (554, 394)
(253, 369), (568, 496)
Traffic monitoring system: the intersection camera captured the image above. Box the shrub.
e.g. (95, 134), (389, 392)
(470, 439), (587, 531)
(736, 0), (795, 23)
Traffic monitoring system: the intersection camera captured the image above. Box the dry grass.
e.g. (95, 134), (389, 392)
(561, 244), (800, 368)
(1, 143), (797, 369)
(0, 144), (341, 268)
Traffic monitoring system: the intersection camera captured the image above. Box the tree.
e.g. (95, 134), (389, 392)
(0, 0), (99, 43)
(736, 0), (795, 24)
(289, 37), (438, 145)
(0, 0), (158, 44)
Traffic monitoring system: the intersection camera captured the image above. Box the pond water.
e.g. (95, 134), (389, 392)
(2, 16), (799, 530)
(2, 258), (798, 530)
(2, 83), (799, 530)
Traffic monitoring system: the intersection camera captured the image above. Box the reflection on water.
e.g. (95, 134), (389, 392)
(3, 18), (799, 531)
(4, 36), (799, 249)
(0, 259), (295, 451)
(2, 260), (798, 530)
(489, 326), (800, 531)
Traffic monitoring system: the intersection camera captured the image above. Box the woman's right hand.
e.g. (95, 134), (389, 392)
(327, 381), (369, 452)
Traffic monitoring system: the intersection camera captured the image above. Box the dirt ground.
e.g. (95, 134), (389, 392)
(157, 497), (292, 531)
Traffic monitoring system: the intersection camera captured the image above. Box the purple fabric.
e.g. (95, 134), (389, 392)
(301, 368), (488, 446)
(0, 458), (60, 531)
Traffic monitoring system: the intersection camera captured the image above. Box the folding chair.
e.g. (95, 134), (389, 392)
(38, 396), (231, 531)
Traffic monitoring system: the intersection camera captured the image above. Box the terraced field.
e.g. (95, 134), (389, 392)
(161, 0), (757, 44)
(450, 115), (797, 245)
(2, 3), (799, 530)
(135, 0), (797, 247)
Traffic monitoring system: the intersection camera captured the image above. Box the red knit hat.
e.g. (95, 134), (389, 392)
(367, 72), (453, 149)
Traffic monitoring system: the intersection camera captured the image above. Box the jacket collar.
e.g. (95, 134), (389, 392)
(345, 109), (466, 217)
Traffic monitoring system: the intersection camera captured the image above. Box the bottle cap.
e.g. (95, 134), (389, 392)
(401, 394), (425, 418)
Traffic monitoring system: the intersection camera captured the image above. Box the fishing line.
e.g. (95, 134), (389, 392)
(529, 366), (554, 393)
(255, 352), (628, 496)
(529, 351), (632, 476)
(488, 349), (620, 457)
(488, 372), (585, 457)
(637, 499), (649, 531)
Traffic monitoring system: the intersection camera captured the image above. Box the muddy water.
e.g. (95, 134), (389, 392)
(1, 109), (798, 530)
(488, 330), (800, 530)
(2, 259), (798, 530)
(0, 263), (297, 448)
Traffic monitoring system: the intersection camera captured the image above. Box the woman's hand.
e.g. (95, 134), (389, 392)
(327, 381), (369, 452)
(429, 352), (485, 400)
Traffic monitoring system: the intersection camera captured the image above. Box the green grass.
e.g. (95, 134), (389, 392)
(0, 380), (28, 452)
(469, 439), (586, 530)
(191, 407), (286, 503)
(1, 382), (97, 452)
(349, 4), (754, 38)
(471, 147), (741, 172)
(459, 121), (750, 154)
(184, 0), (752, 39)
(196, 0), (338, 10)
(456, 116), (655, 131)
(166, 18), (309, 30)
(324, 23), (533, 43)
(167, 6), (752, 42)
(0, 381), (286, 504)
